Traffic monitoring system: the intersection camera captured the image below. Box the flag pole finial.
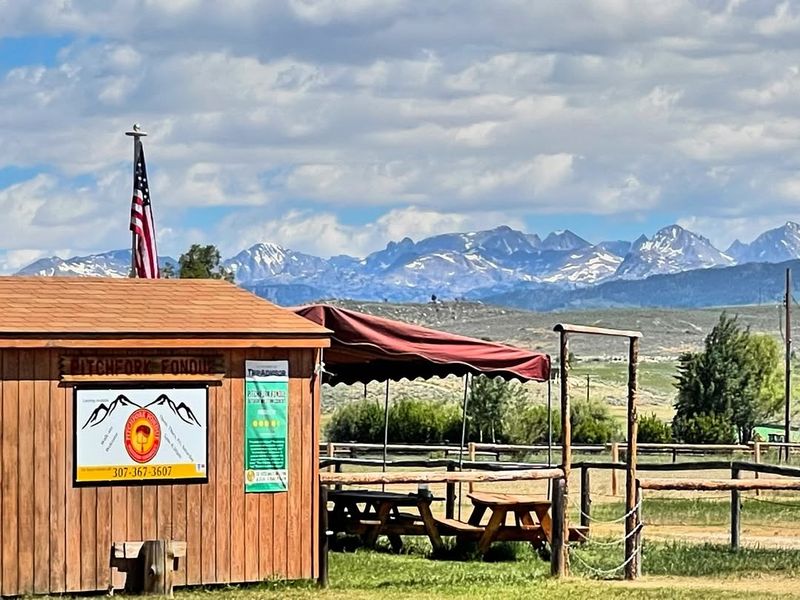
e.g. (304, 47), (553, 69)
(125, 123), (148, 137)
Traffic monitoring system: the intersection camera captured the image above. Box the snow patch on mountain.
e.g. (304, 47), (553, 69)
(540, 248), (624, 284)
(727, 222), (800, 264)
(614, 225), (733, 280)
(16, 249), (176, 277)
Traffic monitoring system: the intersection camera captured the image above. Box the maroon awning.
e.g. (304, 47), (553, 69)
(292, 304), (550, 385)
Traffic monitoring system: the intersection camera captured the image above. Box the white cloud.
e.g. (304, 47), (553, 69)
(677, 215), (799, 250)
(0, 249), (50, 273)
(595, 175), (661, 214)
(216, 206), (524, 258)
(1, 1), (800, 263)
(755, 2), (800, 36)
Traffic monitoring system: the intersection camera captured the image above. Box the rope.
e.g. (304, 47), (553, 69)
(569, 544), (640, 577)
(568, 496), (642, 524)
(569, 523), (643, 547)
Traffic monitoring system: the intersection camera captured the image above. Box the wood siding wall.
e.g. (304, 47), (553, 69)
(0, 347), (320, 596)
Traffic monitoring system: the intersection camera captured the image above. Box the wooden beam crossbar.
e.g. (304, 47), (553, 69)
(319, 468), (564, 485)
(552, 323), (642, 339)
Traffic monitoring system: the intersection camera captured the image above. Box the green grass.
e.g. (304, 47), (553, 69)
(572, 360), (678, 398)
(588, 496), (800, 527)
(165, 541), (800, 599)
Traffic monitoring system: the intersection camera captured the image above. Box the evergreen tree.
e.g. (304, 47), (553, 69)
(673, 313), (782, 443)
(178, 244), (234, 281)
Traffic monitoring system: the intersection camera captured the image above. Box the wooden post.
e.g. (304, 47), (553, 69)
(467, 442), (476, 493)
(624, 336), (640, 581)
(140, 540), (173, 596)
(580, 466), (591, 528)
(327, 442), (335, 473)
(730, 465), (741, 551)
(754, 441), (761, 497)
(445, 463), (456, 519)
(550, 477), (566, 577)
(610, 442), (619, 496)
(318, 484), (329, 588)
(556, 329), (570, 577)
(334, 462), (342, 491)
(111, 541), (186, 596)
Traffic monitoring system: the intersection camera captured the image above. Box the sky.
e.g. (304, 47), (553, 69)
(1, 0), (800, 272)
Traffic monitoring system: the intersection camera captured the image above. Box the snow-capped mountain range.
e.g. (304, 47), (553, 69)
(14, 222), (800, 306)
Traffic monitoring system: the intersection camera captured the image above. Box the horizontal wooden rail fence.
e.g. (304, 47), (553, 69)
(319, 467), (565, 485)
(319, 441), (797, 462)
(319, 457), (548, 471)
(639, 478), (800, 491)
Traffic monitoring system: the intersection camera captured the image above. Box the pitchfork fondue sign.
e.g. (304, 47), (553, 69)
(61, 355), (224, 378)
(74, 387), (208, 483)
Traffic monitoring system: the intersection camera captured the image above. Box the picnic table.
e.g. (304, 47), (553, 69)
(328, 489), (444, 552)
(435, 491), (588, 555)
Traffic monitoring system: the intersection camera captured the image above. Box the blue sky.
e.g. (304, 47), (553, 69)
(1, 1), (800, 272)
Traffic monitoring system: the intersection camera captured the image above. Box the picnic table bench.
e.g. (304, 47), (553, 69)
(328, 489), (444, 552)
(435, 491), (589, 556)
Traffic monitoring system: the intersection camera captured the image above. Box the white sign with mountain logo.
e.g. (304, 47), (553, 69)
(75, 387), (208, 483)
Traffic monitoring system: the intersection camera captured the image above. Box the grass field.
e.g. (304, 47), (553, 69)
(169, 540), (800, 599)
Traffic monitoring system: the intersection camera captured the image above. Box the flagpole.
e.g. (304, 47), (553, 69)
(125, 124), (147, 278)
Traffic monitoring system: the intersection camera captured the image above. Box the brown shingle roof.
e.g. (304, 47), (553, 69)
(0, 277), (330, 337)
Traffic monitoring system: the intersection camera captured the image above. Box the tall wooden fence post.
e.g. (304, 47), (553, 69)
(730, 466), (741, 550)
(553, 327), (570, 577)
(318, 483), (329, 588)
(580, 466), (591, 528)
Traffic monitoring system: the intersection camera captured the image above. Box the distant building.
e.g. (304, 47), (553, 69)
(752, 423), (800, 443)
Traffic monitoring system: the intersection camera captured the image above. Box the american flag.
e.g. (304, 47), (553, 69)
(129, 141), (160, 278)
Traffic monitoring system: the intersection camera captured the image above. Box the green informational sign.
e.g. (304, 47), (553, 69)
(244, 360), (289, 492)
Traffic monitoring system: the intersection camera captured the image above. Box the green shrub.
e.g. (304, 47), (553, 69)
(467, 375), (525, 443)
(504, 404), (557, 445)
(638, 413), (672, 443)
(326, 400), (385, 443)
(571, 398), (621, 444)
(505, 399), (621, 445)
(326, 397), (462, 444)
(672, 412), (736, 444)
(388, 397), (461, 444)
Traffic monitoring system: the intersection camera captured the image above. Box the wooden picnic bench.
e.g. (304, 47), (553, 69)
(328, 489), (444, 552)
(435, 491), (588, 556)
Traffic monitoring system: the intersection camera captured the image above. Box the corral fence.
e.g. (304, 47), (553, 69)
(318, 454), (800, 579)
(320, 441), (800, 495)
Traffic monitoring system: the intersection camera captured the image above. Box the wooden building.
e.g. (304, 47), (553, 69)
(0, 277), (329, 596)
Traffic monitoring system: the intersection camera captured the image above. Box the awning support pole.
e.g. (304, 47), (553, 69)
(457, 373), (470, 520)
